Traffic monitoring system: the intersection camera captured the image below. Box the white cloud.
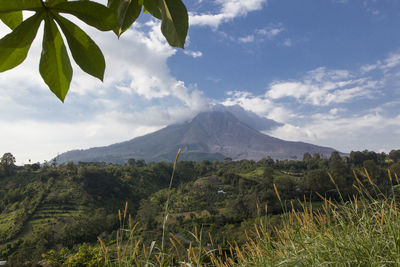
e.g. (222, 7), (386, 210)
(333, 0), (348, 4)
(361, 52), (400, 73)
(256, 25), (284, 39)
(283, 39), (292, 47)
(222, 91), (293, 122)
(382, 53), (400, 70)
(329, 108), (345, 115)
(268, 113), (400, 153)
(362, 1), (380, 16)
(0, 117), (160, 164)
(334, 0), (381, 16)
(183, 50), (203, 58)
(360, 63), (379, 73)
(223, 91), (274, 114)
(238, 35), (255, 43)
(266, 67), (377, 106)
(189, 0), (267, 28)
(237, 24), (284, 43)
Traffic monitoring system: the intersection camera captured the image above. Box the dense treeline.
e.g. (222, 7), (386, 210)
(0, 149), (399, 266)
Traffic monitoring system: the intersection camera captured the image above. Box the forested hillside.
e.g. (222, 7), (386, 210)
(0, 158), (188, 265)
(1, 149), (400, 266)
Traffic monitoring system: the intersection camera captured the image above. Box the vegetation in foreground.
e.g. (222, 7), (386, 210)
(0, 149), (400, 266)
(43, 166), (400, 266)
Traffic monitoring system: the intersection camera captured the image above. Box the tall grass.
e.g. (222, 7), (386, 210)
(161, 148), (181, 253)
(211, 171), (400, 266)
(97, 206), (211, 266)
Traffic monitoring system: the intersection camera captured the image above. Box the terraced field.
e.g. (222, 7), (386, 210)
(0, 176), (93, 256)
(30, 204), (84, 226)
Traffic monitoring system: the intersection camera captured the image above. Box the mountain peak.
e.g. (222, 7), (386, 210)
(56, 110), (336, 164)
(210, 104), (282, 131)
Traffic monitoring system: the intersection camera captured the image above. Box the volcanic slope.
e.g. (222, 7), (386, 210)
(56, 111), (336, 164)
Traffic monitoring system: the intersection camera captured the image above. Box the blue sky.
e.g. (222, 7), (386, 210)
(1, 0), (400, 164)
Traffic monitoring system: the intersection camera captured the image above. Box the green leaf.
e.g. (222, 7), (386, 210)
(40, 16), (73, 102)
(109, 0), (142, 37)
(54, 13), (105, 81)
(159, 0), (188, 48)
(0, 0), (42, 12)
(0, 13), (43, 72)
(47, 0), (67, 6)
(0, 11), (23, 30)
(52, 1), (116, 31)
(108, 0), (118, 11)
(143, 0), (162, 20)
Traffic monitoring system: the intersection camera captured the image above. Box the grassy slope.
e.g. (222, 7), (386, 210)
(213, 186), (400, 266)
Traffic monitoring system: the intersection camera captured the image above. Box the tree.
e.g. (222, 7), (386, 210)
(304, 169), (333, 194)
(329, 152), (350, 191)
(363, 159), (381, 184)
(127, 158), (136, 166)
(390, 163), (400, 178)
(65, 161), (77, 175)
(349, 151), (365, 166)
(263, 166), (274, 186)
(137, 198), (160, 229)
(389, 150), (400, 163)
(349, 150), (378, 166)
(0, 0), (189, 102)
(0, 152), (16, 176)
(303, 152), (312, 161)
(329, 151), (341, 162)
(312, 153), (321, 161)
(273, 176), (295, 198)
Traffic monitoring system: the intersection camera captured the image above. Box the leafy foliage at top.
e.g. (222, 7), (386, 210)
(0, 0), (188, 102)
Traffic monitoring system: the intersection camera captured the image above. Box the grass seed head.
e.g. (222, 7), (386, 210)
(273, 183), (281, 202)
(124, 201), (128, 219)
(173, 148), (182, 170)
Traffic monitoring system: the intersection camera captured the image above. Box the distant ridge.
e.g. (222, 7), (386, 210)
(56, 111), (336, 164)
